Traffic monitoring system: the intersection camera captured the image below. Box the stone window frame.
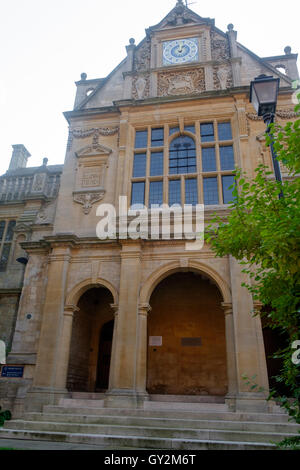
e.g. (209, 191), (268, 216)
(0, 219), (17, 272)
(130, 120), (236, 208)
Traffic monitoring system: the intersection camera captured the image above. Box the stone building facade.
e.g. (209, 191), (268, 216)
(0, 1), (299, 416)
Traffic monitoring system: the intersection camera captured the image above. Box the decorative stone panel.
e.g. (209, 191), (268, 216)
(133, 40), (151, 72)
(132, 74), (150, 100)
(210, 31), (231, 61)
(158, 68), (205, 97)
(213, 64), (233, 90)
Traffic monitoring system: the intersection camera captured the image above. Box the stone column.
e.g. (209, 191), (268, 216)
(105, 241), (142, 407)
(107, 303), (119, 390)
(221, 302), (238, 408)
(135, 303), (151, 395)
(229, 256), (270, 412)
(26, 245), (71, 410)
(226, 24), (241, 87)
(53, 304), (79, 390)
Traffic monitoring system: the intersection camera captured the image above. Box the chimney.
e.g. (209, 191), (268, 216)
(8, 145), (31, 171)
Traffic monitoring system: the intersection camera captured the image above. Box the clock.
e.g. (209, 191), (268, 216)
(163, 38), (199, 66)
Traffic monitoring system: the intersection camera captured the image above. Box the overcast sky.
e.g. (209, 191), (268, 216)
(0, 0), (299, 175)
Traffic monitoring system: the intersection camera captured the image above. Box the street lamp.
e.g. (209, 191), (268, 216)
(250, 74), (283, 198)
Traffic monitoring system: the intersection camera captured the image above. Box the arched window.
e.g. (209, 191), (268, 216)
(169, 135), (196, 175)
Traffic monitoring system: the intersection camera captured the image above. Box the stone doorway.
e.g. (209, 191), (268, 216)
(147, 271), (228, 396)
(66, 286), (114, 392)
(96, 320), (114, 391)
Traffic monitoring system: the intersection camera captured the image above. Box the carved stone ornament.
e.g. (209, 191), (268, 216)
(32, 173), (46, 192)
(158, 68), (205, 97)
(132, 74), (150, 100)
(73, 190), (105, 215)
(247, 109), (299, 122)
(166, 1), (195, 26)
(210, 31), (231, 61)
(213, 65), (233, 90)
(133, 40), (151, 72)
(67, 127), (119, 151)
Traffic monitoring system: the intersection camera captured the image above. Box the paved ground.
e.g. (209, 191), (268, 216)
(0, 438), (139, 450)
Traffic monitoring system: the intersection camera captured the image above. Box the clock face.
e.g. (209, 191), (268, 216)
(163, 38), (199, 65)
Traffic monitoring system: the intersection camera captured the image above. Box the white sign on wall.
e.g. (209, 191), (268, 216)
(149, 336), (162, 347)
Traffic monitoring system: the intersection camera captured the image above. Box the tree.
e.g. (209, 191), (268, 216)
(206, 93), (300, 449)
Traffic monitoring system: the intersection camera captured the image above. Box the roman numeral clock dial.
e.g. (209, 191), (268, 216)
(163, 38), (199, 65)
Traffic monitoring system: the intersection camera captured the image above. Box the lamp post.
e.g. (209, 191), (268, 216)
(250, 74), (283, 198)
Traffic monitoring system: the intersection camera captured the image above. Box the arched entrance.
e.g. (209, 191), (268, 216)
(147, 271), (228, 396)
(66, 286), (114, 392)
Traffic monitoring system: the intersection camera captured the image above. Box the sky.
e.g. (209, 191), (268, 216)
(0, 0), (299, 175)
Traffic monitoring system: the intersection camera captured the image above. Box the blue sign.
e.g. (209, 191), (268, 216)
(1, 366), (24, 378)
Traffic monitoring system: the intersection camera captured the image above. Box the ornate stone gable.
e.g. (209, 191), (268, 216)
(210, 30), (231, 61)
(158, 67), (205, 97)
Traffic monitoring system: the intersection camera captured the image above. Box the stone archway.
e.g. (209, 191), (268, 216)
(146, 270), (228, 396)
(66, 284), (116, 393)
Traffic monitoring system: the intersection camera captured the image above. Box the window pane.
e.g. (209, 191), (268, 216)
(169, 126), (180, 135)
(218, 122), (232, 141)
(135, 130), (148, 148)
(200, 123), (214, 142)
(131, 182), (145, 207)
(0, 221), (5, 241)
(185, 179), (198, 206)
(150, 152), (164, 176)
(184, 125), (195, 134)
(133, 153), (146, 177)
(5, 221), (16, 241)
(220, 146), (235, 170)
(169, 136), (196, 175)
(222, 175), (235, 204)
(149, 181), (163, 207)
(202, 147), (216, 172)
(169, 180), (181, 206)
(0, 244), (11, 272)
(203, 177), (219, 205)
(151, 128), (164, 147)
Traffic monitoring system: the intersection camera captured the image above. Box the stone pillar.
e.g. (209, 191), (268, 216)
(105, 241), (142, 407)
(53, 304), (79, 390)
(229, 256), (270, 412)
(221, 302), (238, 409)
(135, 303), (151, 395)
(26, 246), (71, 410)
(107, 303), (119, 390)
(226, 24), (241, 87)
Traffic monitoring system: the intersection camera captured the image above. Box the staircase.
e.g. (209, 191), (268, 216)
(1, 394), (299, 450)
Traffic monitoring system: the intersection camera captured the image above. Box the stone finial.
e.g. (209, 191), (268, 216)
(284, 46), (292, 55)
(227, 23), (234, 31)
(42, 157), (48, 166)
(80, 72), (87, 81)
(129, 38), (135, 45)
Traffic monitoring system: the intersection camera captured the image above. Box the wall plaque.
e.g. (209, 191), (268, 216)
(1, 366), (24, 378)
(181, 337), (202, 347)
(149, 336), (162, 346)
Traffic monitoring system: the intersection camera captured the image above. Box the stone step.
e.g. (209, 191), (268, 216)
(70, 392), (106, 400)
(24, 412), (300, 434)
(4, 420), (299, 443)
(42, 405), (290, 423)
(58, 398), (105, 408)
(148, 394), (225, 403)
(0, 428), (276, 450)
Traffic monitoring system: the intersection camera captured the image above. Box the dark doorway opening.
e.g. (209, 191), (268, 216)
(96, 320), (114, 391)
